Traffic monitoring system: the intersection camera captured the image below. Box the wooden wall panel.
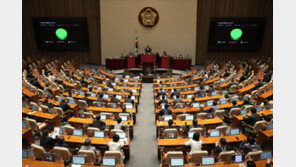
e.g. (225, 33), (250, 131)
(195, 0), (273, 64)
(22, 0), (101, 64)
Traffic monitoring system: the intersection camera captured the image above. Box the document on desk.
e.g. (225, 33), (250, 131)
(50, 127), (61, 138)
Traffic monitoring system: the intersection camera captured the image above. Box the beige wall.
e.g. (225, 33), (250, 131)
(100, 0), (197, 65)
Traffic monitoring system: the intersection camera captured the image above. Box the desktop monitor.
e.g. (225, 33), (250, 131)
(102, 81), (107, 85)
(102, 158), (116, 166)
(256, 106), (263, 112)
(91, 93), (96, 97)
(185, 115), (194, 121)
(43, 153), (55, 162)
(59, 128), (63, 135)
(22, 122), (28, 129)
(73, 129), (83, 137)
(267, 123), (273, 130)
(116, 95), (122, 100)
(202, 156), (215, 166)
(94, 131), (104, 138)
(116, 132), (126, 139)
(72, 156), (85, 165)
(132, 89), (137, 93)
(111, 83), (116, 86)
(192, 103), (200, 108)
(123, 79), (128, 82)
(22, 150), (28, 159)
(79, 113), (85, 118)
(57, 98), (62, 103)
(100, 115), (107, 120)
(32, 105), (38, 111)
(108, 88), (114, 92)
(69, 99), (75, 105)
(241, 109), (248, 115)
(205, 85), (210, 90)
(207, 101), (213, 107)
(220, 100), (227, 105)
(232, 98), (239, 102)
(230, 128), (240, 135)
(194, 87), (200, 91)
(115, 78), (119, 81)
(87, 85), (92, 89)
(126, 75), (130, 78)
(188, 132), (194, 138)
(260, 152), (272, 160)
(187, 95), (193, 99)
(212, 92), (218, 96)
(103, 94), (109, 99)
(97, 87), (102, 90)
(210, 130), (220, 137)
(233, 154), (243, 163)
(79, 91), (85, 96)
(222, 90), (228, 94)
(163, 115), (173, 122)
(119, 115), (128, 121)
(131, 96), (136, 100)
(125, 104), (133, 109)
(170, 158), (184, 167)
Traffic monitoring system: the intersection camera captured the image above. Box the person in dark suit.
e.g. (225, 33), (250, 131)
(60, 99), (71, 113)
(254, 79), (264, 89)
(186, 119), (202, 133)
(159, 104), (172, 119)
(239, 136), (261, 154)
(195, 86), (205, 97)
(157, 88), (166, 97)
(124, 95), (134, 105)
(170, 89), (180, 98)
(210, 138), (239, 155)
(54, 136), (68, 148)
(92, 116), (106, 130)
(165, 119), (175, 129)
(39, 131), (54, 150)
(158, 96), (168, 105)
(97, 94), (107, 103)
(174, 95), (183, 104)
(110, 94), (121, 103)
(243, 107), (261, 126)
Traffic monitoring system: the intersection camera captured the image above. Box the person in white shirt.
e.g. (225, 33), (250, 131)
(184, 132), (203, 155)
(114, 117), (125, 130)
(108, 134), (125, 159)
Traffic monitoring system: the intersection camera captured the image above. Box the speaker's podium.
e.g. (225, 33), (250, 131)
(161, 56), (170, 69)
(126, 56), (136, 69)
(140, 54), (157, 69)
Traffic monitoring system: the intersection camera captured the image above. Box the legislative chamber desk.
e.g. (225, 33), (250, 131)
(22, 108), (60, 126)
(257, 129), (273, 146)
(232, 109), (272, 128)
(159, 160), (271, 167)
(68, 117), (134, 138)
(22, 128), (34, 147)
(172, 59), (191, 70)
(156, 118), (223, 137)
(22, 87), (38, 103)
(62, 135), (130, 159)
(157, 134), (247, 159)
(22, 158), (124, 167)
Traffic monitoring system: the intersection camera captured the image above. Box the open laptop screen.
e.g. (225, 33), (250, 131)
(185, 115), (194, 121)
(116, 132), (126, 139)
(171, 158), (184, 166)
(267, 123), (273, 130)
(126, 104), (133, 109)
(119, 115), (128, 121)
(230, 128), (240, 135)
(163, 115), (173, 122)
(102, 158), (116, 166)
(94, 131), (104, 138)
(202, 156), (215, 166)
(210, 130), (220, 137)
(73, 129), (83, 136)
(72, 156), (85, 165)
(233, 154), (243, 163)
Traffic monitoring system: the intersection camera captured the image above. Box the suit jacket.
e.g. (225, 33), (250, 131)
(40, 136), (54, 150)
(158, 99), (168, 105)
(124, 98), (134, 105)
(159, 109), (172, 117)
(92, 120), (106, 129)
(243, 113), (261, 126)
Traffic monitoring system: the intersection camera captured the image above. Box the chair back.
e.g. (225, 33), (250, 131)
(164, 128), (178, 139)
(26, 118), (39, 132)
(189, 128), (203, 135)
(254, 120), (267, 133)
(119, 113), (131, 121)
(214, 110), (225, 120)
(53, 146), (71, 161)
(191, 150), (208, 165)
(78, 100), (88, 110)
(104, 150), (123, 164)
(110, 129), (124, 138)
(215, 125), (228, 135)
(84, 112), (95, 119)
(218, 150), (236, 163)
(109, 103), (118, 108)
(52, 107), (63, 118)
(78, 150), (97, 164)
(31, 144), (46, 160)
(175, 103), (185, 109)
(177, 114), (190, 121)
(197, 113), (207, 119)
(62, 125), (74, 135)
(245, 151), (263, 161)
(229, 108), (241, 119)
(87, 127), (100, 137)
(40, 105), (48, 113)
(165, 151), (184, 165)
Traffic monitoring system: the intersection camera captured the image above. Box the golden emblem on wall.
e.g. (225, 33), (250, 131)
(138, 7), (159, 28)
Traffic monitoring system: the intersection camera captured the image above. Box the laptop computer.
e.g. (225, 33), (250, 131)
(97, 87), (102, 90)
(241, 109), (248, 115)
(22, 150), (28, 159)
(102, 158), (116, 166)
(116, 132), (126, 139)
(94, 131), (105, 138)
(170, 158), (184, 167)
(125, 104), (133, 109)
(210, 130), (220, 137)
(119, 115), (128, 121)
(256, 106), (263, 112)
(230, 128), (240, 135)
(43, 153), (55, 162)
(103, 94), (109, 99)
(222, 90), (228, 94)
(260, 151), (272, 160)
(108, 88), (114, 92)
(194, 87), (200, 91)
(187, 94), (193, 99)
(185, 115), (194, 121)
(232, 98), (239, 102)
(163, 115), (173, 122)
(79, 91), (85, 96)
(72, 156), (85, 165)
(204, 85), (210, 90)
(131, 96), (136, 100)
(73, 129), (83, 137)
(131, 89), (137, 93)
(233, 154), (244, 163)
(207, 101), (213, 107)
(111, 83), (116, 86)
(116, 95), (122, 100)
(220, 100), (227, 105)
(211, 92), (218, 96)
(32, 105), (38, 111)
(91, 93), (96, 97)
(69, 99), (75, 105)
(267, 123), (273, 130)
(201, 156), (215, 166)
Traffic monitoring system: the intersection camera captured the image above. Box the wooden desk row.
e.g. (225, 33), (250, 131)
(154, 84), (198, 90)
(232, 109), (272, 128)
(154, 95), (223, 104)
(159, 160), (271, 167)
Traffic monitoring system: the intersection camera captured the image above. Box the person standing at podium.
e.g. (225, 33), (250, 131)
(145, 45), (152, 54)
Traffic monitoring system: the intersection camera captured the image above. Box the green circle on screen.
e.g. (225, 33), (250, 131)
(55, 28), (67, 40)
(230, 28), (242, 40)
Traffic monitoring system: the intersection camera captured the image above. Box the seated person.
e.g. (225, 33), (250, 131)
(60, 99), (71, 113)
(243, 108), (261, 126)
(54, 136), (68, 148)
(157, 88), (166, 97)
(158, 95), (168, 105)
(186, 119), (202, 133)
(185, 132), (203, 155)
(174, 95), (182, 104)
(114, 117), (125, 130)
(79, 139), (99, 157)
(165, 119), (175, 129)
(239, 136), (261, 154)
(211, 101), (219, 111)
(92, 115), (106, 130)
(195, 86), (205, 97)
(170, 88), (180, 98)
(108, 134), (125, 158)
(110, 94), (121, 103)
(124, 95), (135, 105)
(39, 131), (54, 150)
(97, 93), (108, 103)
(225, 100), (239, 115)
(159, 104), (172, 119)
(210, 138), (238, 155)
